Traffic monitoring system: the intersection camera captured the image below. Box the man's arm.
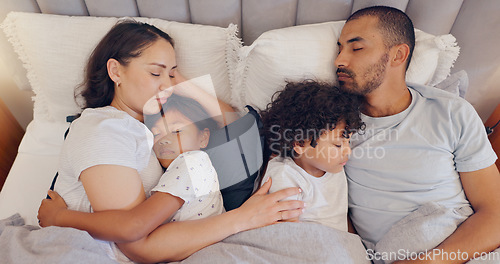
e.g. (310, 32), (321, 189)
(434, 164), (500, 263)
(396, 164), (500, 264)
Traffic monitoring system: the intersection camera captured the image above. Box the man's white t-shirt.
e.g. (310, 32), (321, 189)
(262, 156), (348, 231)
(346, 84), (497, 244)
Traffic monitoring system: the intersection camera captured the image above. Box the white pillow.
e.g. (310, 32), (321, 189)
(232, 21), (460, 111)
(435, 70), (469, 98)
(407, 29), (460, 86)
(1, 12), (240, 124)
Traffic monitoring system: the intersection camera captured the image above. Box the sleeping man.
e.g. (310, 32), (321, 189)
(336, 6), (500, 263)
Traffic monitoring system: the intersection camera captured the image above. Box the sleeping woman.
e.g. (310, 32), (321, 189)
(36, 20), (304, 264)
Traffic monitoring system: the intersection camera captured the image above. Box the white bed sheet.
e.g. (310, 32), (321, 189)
(0, 152), (59, 225)
(0, 118), (68, 225)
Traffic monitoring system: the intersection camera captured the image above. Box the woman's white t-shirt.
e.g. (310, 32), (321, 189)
(55, 106), (163, 263)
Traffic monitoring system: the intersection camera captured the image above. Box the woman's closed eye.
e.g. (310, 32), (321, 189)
(169, 68), (176, 78)
(151, 72), (174, 78)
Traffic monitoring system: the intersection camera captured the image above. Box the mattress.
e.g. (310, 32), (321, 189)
(0, 119), (68, 225)
(0, 152), (58, 225)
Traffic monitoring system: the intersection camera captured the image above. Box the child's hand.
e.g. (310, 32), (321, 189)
(37, 190), (68, 227)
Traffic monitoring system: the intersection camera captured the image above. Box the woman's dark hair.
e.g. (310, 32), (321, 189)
(260, 80), (365, 158)
(144, 94), (218, 133)
(77, 20), (174, 109)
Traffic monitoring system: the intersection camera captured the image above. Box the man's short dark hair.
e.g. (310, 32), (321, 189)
(347, 6), (415, 70)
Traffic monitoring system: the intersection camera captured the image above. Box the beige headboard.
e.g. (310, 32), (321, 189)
(1, 0), (499, 126)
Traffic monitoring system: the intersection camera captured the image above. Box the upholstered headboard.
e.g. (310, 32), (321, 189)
(1, 0), (499, 123)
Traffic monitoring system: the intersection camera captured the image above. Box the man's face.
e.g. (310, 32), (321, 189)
(335, 16), (389, 95)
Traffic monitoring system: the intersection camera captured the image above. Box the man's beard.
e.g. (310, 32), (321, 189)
(337, 53), (389, 95)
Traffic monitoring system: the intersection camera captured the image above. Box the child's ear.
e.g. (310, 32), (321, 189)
(293, 142), (306, 155)
(199, 128), (210, 148)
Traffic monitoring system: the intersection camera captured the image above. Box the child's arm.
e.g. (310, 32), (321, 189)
(38, 190), (184, 243)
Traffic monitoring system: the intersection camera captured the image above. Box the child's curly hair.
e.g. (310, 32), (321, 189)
(260, 80), (365, 158)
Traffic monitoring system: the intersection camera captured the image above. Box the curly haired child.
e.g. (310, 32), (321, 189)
(260, 80), (365, 231)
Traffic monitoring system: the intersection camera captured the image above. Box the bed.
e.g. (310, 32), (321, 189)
(0, 0), (499, 263)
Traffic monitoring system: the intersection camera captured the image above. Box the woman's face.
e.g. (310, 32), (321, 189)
(151, 110), (209, 168)
(112, 38), (177, 120)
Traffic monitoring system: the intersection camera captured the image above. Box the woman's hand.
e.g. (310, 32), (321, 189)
(37, 190), (68, 227)
(234, 178), (305, 232)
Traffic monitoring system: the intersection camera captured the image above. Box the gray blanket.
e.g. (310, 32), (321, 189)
(372, 202), (500, 264)
(172, 222), (370, 264)
(1, 214), (369, 264)
(0, 213), (117, 264)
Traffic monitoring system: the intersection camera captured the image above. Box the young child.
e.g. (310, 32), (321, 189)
(260, 80), (364, 231)
(145, 94), (225, 222)
(38, 94), (224, 239)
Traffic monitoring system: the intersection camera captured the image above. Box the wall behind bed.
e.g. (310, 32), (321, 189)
(1, 0), (499, 129)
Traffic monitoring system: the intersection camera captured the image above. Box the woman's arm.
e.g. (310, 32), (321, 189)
(39, 165), (304, 263)
(117, 178), (305, 263)
(38, 164), (183, 243)
(39, 190), (184, 243)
